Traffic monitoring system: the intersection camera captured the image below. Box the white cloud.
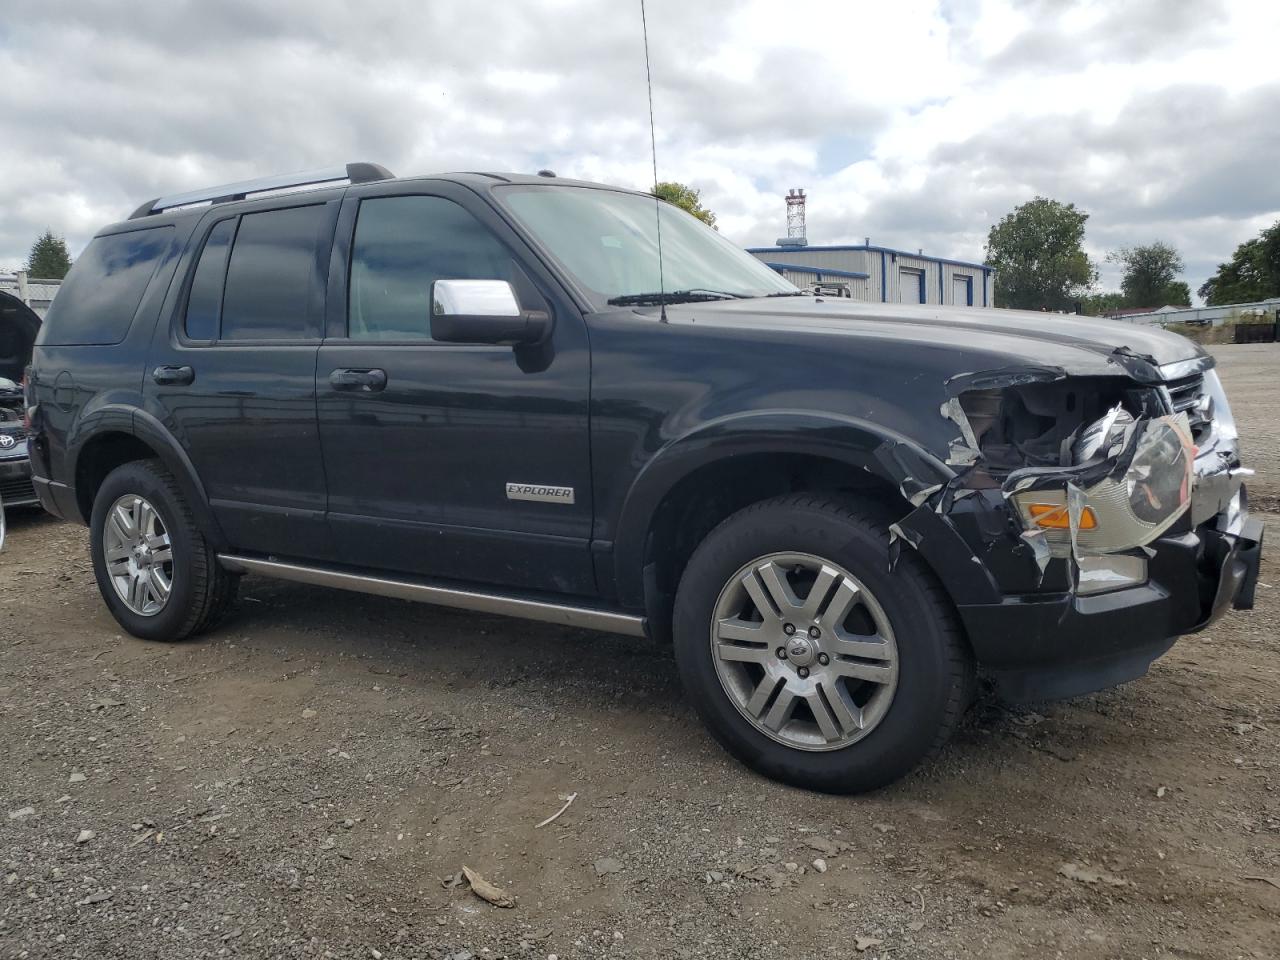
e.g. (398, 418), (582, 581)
(1, 0), (1277, 301)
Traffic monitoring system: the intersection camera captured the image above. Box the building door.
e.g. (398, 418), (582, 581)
(899, 268), (925, 304)
(952, 275), (973, 306)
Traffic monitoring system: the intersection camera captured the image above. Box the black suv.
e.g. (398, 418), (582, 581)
(26, 163), (1263, 793)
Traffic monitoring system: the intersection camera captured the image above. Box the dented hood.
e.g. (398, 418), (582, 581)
(662, 297), (1206, 380)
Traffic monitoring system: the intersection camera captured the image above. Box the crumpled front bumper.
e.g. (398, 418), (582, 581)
(956, 483), (1263, 703)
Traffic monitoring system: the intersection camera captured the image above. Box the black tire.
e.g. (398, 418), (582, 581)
(673, 493), (972, 794)
(89, 459), (237, 642)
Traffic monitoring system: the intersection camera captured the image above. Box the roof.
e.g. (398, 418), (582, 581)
(762, 261), (870, 280)
(109, 169), (653, 235)
(1102, 306), (1162, 318)
(746, 243), (991, 273)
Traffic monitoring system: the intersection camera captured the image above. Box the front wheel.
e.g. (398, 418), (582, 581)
(89, 460), (237, 642)
(673, 494), (972, 793)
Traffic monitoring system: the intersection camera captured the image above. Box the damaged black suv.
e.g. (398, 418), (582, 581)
(26, 164), (1263, 793)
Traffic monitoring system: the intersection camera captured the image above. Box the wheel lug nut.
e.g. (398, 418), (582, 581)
(798, 667), (810, 679)
(818, 653), (830, 666)
(776, 647), (788, 660)
(783, 623), (795, 636)
(808, 626), (821, 639)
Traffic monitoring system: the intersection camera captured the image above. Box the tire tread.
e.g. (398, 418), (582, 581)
(91, 459), (236, 642)
(673, 491), (974, 792)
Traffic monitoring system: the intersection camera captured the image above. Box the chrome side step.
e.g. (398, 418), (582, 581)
(216, 554), (648, 638)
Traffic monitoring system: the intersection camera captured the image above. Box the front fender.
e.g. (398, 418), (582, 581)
(610, 410), (1000, 608)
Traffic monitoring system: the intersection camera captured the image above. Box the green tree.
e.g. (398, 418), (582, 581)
(25, 230), (73, 279)
(653, 181), (717, 229)
(985, 197), (1097, 310)
(1080, 291), (1128, 316)
(1108, 242), (1191, 308)
(1198, 220), (1280, 305)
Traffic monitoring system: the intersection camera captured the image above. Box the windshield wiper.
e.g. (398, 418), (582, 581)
(764, 291), (810, 297)
(607, 288), (750, 306)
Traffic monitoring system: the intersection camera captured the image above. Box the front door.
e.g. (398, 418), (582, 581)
(315, 184), (595, 595)
(145, 200), (338, 559)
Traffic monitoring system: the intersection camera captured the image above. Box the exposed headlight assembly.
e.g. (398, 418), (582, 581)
(1010, 410), (1195, 558)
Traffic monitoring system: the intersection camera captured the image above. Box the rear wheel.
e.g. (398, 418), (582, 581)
(90, 460), (237, 641)
(673, 494), (971, 793)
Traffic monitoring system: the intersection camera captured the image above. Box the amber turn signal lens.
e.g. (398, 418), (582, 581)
(1027, 503), (1098, 530)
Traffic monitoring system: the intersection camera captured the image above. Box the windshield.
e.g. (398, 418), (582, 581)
(496, 185), (798, 307)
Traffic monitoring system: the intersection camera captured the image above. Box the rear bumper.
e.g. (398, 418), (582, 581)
(31, 474), (78, 521)
(0, 455), (38, 508)
(958, 506), (1263, 702)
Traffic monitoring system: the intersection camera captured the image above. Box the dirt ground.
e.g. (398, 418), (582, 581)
(2, 347), (1277, 960)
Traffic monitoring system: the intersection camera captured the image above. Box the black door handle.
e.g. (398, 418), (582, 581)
(329, 367), (388, 392)
(152, 365), (195, 386)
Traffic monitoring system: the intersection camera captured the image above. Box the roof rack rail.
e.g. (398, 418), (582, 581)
(128, 162), (395, 219)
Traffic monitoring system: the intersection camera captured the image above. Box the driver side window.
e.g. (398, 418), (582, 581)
(348, 196), (518, 341)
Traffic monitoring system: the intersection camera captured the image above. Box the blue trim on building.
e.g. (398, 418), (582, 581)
(879, 250), (887, 302)
(763, 262), (870, 280)
(747, 243), (992, 274)
(938, 267), (944, 303)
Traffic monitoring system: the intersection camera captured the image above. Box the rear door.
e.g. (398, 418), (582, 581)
(315, 181), (595, 595)
(145, 199), (338, 559)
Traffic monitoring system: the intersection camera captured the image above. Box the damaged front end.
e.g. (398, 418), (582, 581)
(998, 399), (1196, 596)
(902, 351), (1263, 702)
(937, 357), (1248, 595)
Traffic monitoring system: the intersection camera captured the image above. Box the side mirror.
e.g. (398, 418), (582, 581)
(430, 279), (551, 345)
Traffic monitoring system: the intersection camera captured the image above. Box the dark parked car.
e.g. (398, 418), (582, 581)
(26, 164), (1263, 792)
(0, 377), (36, 511)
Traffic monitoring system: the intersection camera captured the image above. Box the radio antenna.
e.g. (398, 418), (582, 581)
(640, 0), (668, 323)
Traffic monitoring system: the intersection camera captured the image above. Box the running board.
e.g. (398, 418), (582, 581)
(216, 554), (648, 637)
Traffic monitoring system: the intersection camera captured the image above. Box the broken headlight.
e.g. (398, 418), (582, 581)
(1011, 412), (1194, 557)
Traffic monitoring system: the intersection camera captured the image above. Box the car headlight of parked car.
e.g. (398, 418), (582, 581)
(1011, 411), (1195, 558)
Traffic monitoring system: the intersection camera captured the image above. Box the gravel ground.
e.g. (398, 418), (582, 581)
(1213, 345), (1280, 509)
(1, 346), (1277, 960)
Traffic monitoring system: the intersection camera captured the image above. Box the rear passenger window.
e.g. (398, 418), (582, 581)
(221, 206), (325, 340)
(37, 227), (173, 346)
(184, 219), (236, 341)
(348, 196), (518, 340)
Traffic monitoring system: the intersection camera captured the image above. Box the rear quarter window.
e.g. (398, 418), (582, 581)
(37, 226), (174, 346)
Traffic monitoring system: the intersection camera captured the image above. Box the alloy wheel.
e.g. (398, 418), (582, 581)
(103, 494), (174, 617)
(710, 552), (899, 751)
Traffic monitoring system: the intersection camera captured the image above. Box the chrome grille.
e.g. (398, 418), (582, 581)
(1164, 373), (1212, 444)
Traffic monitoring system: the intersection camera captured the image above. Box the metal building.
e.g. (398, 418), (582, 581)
(747, 244), (994, 307)
(0, 271), (58, 382)
(0, 271), (61, 318)
(1107, 297), (1280, 328)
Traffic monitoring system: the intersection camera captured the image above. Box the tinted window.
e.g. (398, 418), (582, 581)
(348, 197), (517, 340)
(38, 227), (173, 346)
(184, 218), (236, 341)
(221, 206), (325, 340)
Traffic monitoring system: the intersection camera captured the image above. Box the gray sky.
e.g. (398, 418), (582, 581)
(2, 0), (1278, 298)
